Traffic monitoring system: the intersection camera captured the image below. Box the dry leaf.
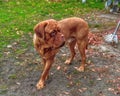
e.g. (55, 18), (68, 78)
(57, 66), (61, 70)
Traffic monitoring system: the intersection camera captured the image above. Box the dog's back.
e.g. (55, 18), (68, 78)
(58, 17), (89, 40)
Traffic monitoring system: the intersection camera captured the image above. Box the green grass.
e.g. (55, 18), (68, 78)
(0, 85), (8, 95)
(0, 0), (104, 56)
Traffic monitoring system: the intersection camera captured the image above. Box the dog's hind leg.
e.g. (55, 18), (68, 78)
(65, 39), (76, 65)
(76, 38), (88, 72)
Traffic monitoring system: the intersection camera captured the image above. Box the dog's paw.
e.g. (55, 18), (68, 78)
(36, 81), (45, 90)
(74, 66), (85, 72)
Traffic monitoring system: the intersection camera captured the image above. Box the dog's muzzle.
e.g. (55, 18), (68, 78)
(59, 41), (65, 48)
(54, 41), (65, 49)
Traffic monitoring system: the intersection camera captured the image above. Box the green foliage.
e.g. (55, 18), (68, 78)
(0, 0), (104, 52)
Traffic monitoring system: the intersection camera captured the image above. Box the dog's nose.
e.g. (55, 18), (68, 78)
(61, 35), (65, 41)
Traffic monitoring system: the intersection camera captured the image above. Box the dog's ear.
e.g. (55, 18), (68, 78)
(34, 21), (48, 39)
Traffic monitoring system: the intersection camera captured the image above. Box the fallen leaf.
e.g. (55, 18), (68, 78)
(108, 88), (114, 92)
(7, 45), (12, 48)
(63, 91), (69, 95)
(57, 66), (61, 70)
(97, 77), (102, 81)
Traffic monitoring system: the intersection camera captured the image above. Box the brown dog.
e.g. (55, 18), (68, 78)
(33, 17), (89, 89)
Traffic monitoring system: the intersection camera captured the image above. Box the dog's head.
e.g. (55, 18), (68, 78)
(34, 19), (65, 49)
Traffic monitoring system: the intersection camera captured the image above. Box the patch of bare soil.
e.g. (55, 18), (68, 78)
(0, 13), (120, 96)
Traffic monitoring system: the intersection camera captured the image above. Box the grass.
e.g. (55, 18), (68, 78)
(8, 74), (17, 79)
(0, 85), (8, 95)
(0, 0), (104, 56)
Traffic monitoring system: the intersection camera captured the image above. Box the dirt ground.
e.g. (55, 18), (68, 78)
(0, 12), (120, 96)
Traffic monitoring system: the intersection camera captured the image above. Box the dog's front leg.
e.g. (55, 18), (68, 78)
(41, 59), (49, 80)
(36, 57), (54, 89)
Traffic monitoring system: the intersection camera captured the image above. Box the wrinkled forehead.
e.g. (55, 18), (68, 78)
(45, 20), (58, 33)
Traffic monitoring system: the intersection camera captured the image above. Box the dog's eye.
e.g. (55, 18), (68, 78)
(57, 29), (60, 32)
(50, 30), (57, 37)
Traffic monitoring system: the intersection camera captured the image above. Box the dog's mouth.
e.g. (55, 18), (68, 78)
(59, 41), (65, 48)
(54, 41), (65, 49)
